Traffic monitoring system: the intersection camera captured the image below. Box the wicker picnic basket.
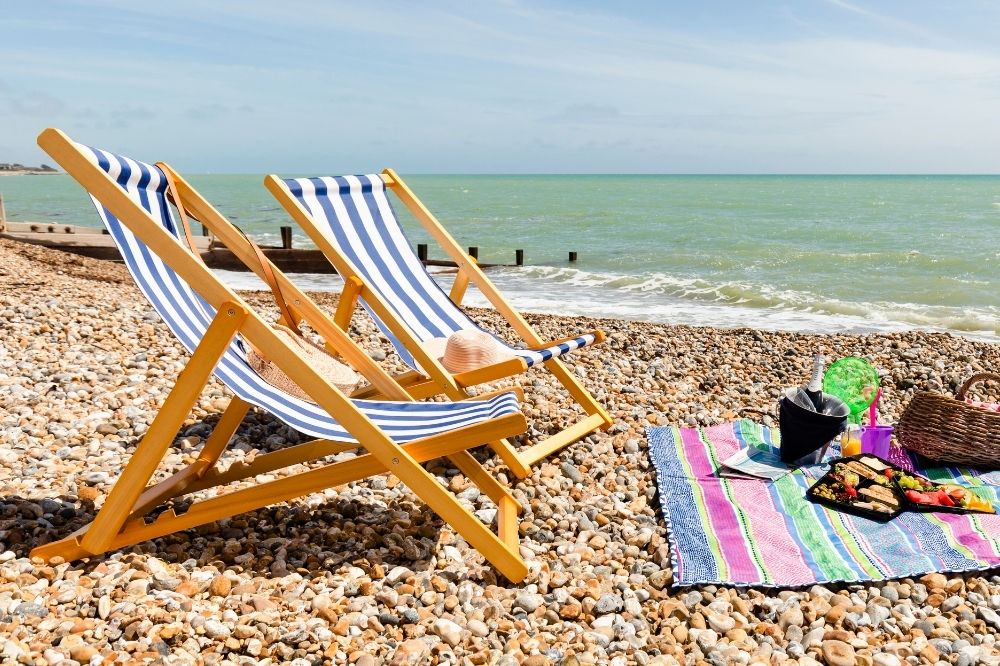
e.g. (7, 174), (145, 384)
(896, 372), (1000, 468)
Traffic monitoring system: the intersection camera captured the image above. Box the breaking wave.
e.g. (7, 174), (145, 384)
(218, 265), (1000, 340)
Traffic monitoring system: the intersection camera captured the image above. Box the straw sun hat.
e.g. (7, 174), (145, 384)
(421, 329), (512, 374)
(248, 325), (361, 402)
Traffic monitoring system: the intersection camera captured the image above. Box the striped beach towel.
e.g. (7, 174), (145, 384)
(648, 421), (1000, 587)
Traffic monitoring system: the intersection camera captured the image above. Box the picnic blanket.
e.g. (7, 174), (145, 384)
(648, 420), (1000, 587)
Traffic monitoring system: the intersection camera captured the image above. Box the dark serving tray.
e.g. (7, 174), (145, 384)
(807, 454), (995, 519)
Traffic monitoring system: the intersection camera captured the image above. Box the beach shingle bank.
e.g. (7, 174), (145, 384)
(0, 239), (999, 664)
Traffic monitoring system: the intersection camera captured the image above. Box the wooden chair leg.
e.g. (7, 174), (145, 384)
(352, 351), (611, 475)
(357, 371), (602, 479)
(446, 451), (521, 511)
(505, 357), (612, 468)
(78, 303), (247, 555)
(127, 397), (251, 519)
(487, 438), (532, 480)
(544, 356), (613, 427)
(193, 397), (252, 476)
(332, 277), (364, 332)
(516, 413), (608, 468)
(377, 445), (527, 581)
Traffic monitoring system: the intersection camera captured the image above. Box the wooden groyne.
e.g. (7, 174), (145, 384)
(0, 221), (336, 273)
(0, 194), (581, 272)
(0, 214), (578, 274)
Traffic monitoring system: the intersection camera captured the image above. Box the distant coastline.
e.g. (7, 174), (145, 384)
(0, 162), (59, 176)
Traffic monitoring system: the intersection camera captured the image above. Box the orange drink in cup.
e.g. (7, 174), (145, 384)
(841, 425), (863, 457)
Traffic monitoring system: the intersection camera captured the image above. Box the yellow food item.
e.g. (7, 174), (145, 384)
(967, 496), (995, 513)
(936, 484), (995, 513)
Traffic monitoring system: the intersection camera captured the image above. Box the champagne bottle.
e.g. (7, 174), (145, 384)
(805, 354), (826, 411)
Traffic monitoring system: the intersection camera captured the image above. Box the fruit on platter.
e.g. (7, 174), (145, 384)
(939, 484), (995, 513)
(892, 471), (935, 491)
(893, 472), (995, 513)
(811, 460), (901, 516)
(905, 489), (955, 507)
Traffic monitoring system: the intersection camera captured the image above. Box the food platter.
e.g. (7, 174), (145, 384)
(807, 455), (904, 521)
(806, 454), (995, 521)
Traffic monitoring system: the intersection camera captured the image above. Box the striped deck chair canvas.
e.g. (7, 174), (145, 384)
(33, 128), (531, 581)
(266, 170), (613, 478)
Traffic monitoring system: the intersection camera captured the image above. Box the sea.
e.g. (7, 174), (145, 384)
(3, 174), (999, 340)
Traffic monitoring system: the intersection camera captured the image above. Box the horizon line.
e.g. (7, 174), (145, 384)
(16, 171), (1000, 177)
(187, 171), (1000, 177)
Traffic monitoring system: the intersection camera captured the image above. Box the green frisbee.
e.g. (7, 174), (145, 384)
(822, 357), (879, 424)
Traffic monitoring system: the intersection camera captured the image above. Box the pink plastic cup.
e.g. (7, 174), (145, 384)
(860, 425), (893, 460)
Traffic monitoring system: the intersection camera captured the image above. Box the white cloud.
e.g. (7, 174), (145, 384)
(1, 1), (999, 172)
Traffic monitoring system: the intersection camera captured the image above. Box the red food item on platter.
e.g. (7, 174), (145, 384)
(905, 489), (956, 507)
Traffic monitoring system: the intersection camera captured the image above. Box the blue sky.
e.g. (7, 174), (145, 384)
(3, 1), (1000, 173)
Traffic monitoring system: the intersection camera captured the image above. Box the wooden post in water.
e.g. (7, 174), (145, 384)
(515, 249), (524, 266)
(280, 226), (293, 249)
(417, 244), (428, 261)
(568, 251), (578, 263)
(468, 246), (479, 260)
(0, 193), (5, 232)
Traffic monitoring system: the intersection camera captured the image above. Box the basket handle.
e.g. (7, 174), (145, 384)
(956, 372), (1000, 401)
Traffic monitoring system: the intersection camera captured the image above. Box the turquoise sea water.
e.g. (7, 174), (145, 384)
(3, 173), (999, 338)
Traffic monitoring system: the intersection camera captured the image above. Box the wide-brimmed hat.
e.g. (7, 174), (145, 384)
(248, 325), (361, 402)
(421, 329), (512, 374)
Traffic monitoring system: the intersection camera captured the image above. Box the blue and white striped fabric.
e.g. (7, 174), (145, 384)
(79, 145), (520, 443)
(282, 176), (597, 371)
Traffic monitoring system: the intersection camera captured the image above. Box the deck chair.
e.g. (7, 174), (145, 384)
(34, 128), (531, 582)
(265, 171), (613, 479)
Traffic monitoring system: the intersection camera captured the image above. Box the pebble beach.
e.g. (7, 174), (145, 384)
(2, 238), (1000, 666)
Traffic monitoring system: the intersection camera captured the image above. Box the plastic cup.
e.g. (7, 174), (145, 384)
(860, 425), (893, 459)
(841, 424), (863, 457)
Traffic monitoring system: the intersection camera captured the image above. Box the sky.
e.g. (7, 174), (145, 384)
(3, 1), (1000, 174)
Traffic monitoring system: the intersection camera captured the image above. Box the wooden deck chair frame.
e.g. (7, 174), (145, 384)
(265, 170), (613, 479)
(33, 128), (530, 582)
